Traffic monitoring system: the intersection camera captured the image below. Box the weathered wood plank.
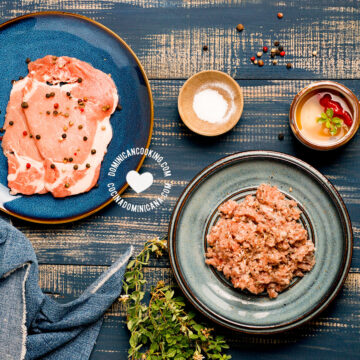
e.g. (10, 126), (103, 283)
(9, 79), (360, 270)
(0, 0), (359, 79)
(38, 264), (360, 359)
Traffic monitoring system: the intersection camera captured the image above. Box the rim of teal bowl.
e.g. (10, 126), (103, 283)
(168, 150), (353, 334)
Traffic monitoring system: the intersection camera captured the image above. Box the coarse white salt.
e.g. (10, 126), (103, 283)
(192, 83), (234, 124)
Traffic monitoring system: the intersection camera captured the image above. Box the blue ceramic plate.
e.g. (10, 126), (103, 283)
(168, 151), (353, 334)
(0, 12), (153, 223)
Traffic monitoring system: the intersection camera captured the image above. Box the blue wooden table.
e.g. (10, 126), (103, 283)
(2, 1), (360, 359)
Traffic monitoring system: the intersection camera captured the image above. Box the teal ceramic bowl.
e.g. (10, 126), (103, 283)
(168, 151), (353, 334)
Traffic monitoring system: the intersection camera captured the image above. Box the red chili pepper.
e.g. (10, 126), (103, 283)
(342, 111), (353, 127)
(319, 94), (353, 127)
(80, 108), (84, 112)
(54, 103), (59, 109)
(74, 152), (77, 156)
(319, 94), (331, 107)
(250, 56), (255, 62)
(280, 51), (285, 57)
(23, 130), (28, 136)
(26, 163), (31, 169)
(263, 46), (268, 53)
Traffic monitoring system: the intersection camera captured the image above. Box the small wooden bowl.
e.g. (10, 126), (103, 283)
(178, 70), (244, 136)
(289, 81), (360, 151)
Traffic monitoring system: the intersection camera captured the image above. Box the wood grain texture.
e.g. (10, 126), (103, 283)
(1, 0), (359, 79)
(38, 264), (360, 359)
(1, 0), (360, 359)
(12, 79), (360, 271)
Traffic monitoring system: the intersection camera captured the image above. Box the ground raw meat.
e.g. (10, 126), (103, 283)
(2, 55), (118, 197)
(205, 184), (315, 298)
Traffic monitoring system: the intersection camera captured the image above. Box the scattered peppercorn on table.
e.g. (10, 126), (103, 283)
(3, 1), (360, 359)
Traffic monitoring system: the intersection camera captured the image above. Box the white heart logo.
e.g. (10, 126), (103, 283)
(126, 170), (154, 194)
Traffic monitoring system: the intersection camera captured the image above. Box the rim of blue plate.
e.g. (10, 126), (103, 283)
(168, 150), (353, 334)
(0, 11), (154, 224)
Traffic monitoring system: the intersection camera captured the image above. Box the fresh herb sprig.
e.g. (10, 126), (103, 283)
(120, 237), (231, 360)
(317, 108), (343, 136)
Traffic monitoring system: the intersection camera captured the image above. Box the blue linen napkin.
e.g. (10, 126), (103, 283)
(0, 217), (133, 360)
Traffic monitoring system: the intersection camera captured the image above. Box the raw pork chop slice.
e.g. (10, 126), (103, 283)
(2, 55), (118, 197)
(2, 78), (46, 195)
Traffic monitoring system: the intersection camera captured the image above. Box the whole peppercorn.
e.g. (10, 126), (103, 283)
(91, 149), (96, 155)
(78, 125), (83, 130)
(50, 164), (55, 169)
(286, 62), (292, 69)
(202, 45), (208, 51)
(257, 51), (263, 58)
(64, 183), (70, 188)
(36, 135), (41, 140)
(263, 46), (268, 53)
(46, 111), (51, 115)
(9, 121), (14, 126)
(280, 51), (285, 57)
(86, 163), (90, 168)
(274, 40), (279, 46)
(21, 102), (29, 109)
(73, 165), (78, 170)
(278, 133), (285, 140)
(278, 45), (284, 51)
(62, 133), (67, 139)
(83, 136), (88, 141)
(25, 57), (31, 64)
(46, 93), (51, 98)
(277, 12), (283, 19)
(258, 60), (264, 67)
(53, 110), (58, 116)
(77, 77), (82, 83)
(50, 92), (55, 97)
(236, 23), (244, 32)
(117, 104), (122, 111)
(66, 91), (71, 96)
(69, 157), (73, 162)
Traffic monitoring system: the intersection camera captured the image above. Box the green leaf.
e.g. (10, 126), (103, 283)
(127, 260), (135, 269)
(326, 108), (334, 118)
(321, 112), (328, 119)
(167, 348), (177, 358)
(332, 117), (343, 124)
(317, 117), (326, 123)
(193, 324), (203, 332)
(325, 120), (331, 128)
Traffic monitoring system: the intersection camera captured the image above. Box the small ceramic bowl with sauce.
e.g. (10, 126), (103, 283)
(178, 70), (244, 136)
(289, 81), (360, 150)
